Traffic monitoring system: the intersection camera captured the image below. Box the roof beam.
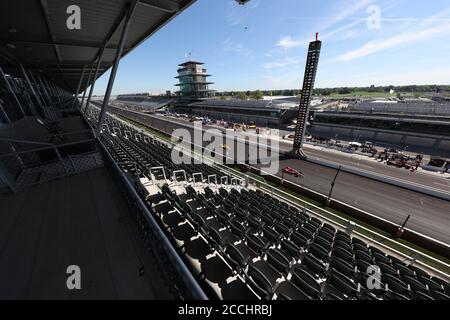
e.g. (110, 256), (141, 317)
(0, 39), (122, 50)
(138, 0), (180, 13)
(38, 0), (62, 63)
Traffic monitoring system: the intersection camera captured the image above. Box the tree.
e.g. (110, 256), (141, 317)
(250, 90), (263, 100)
(236, 92), (248, 100)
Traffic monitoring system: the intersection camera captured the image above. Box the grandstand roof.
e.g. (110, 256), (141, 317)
(0, 0), (196, 93)
(178, 61), (204, 66)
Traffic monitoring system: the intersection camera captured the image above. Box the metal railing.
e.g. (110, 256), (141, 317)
(98, 139), (208, 300)
(0, 136), (100, 191)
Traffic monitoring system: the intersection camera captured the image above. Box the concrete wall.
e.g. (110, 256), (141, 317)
(311, 123), (450, 157)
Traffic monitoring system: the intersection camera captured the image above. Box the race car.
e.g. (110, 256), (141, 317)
(282, 166), (304, 178)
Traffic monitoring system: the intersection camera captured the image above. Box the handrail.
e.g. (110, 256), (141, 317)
(98, 139), (208, 300)
(0, 138), (96, 158)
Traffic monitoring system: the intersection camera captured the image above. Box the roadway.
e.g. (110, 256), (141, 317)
(105, 106), (450, 244)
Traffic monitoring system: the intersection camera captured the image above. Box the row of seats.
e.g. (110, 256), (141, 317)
(91, 110), (229, 183)
(87, 107), (450, 300)
(150, 184), (449, 300)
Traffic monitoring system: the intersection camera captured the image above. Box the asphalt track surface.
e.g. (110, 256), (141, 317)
(106, 106), (450, 244)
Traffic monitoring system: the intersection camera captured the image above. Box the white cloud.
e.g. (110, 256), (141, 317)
(275, 0), (375, 50)
(221, 38), (253, 58)
(335, 19), (450, 61)
(263, 58), (299, 69)
(319, 0), (375, 31)
(276, 36), (308, 49)
(263, 73), (301, 89)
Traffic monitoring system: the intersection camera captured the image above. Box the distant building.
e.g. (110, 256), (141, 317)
(188, 99), (299, 126)
(175, 61), (215, 99)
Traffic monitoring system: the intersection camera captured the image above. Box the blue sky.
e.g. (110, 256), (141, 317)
(93, 0), (450, 95)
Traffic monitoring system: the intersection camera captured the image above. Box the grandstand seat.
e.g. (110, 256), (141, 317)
(327, 269), (359, 298)
(431, 290), (450, 300)
(162, 210), (185, 230)
(245, 263), (277, 300)
(261, 226), (281, 244)
(170, 222), (197, 247)
(402, 275), (428, 293)
(220, 278), (259, 300)
(303, 222), (319, 234)
(417, 276), (444, 292)
(333, 239), (353, 252)
(317, 229), (334, 242)
(199, 254), (234, 286)
(280, 239), (301, 259)
(246, 234), (269, 255)
(291, 267), (321, 300)
(228, 219), (247, 237)
(333, 246), (354, 262)
(369, 246), (386, 257)
(314, 236), (332, 251)
(291, 231), (309, 248)
(207, 223), (238, 249)
(247, 215), (263, 232)
(154, 201), (173, 217)
(373, 252), (391, 265)
(408, 265), (431, 278)
(297, 226), (314, 240)
(431, 277), (450, 294)
(331, 256), (355, 278)
(321, 223), (336, 235)
(310, 243), (330, 262)
(395, 263), (416, 278)
(412, 291), (435, 300)
(301, 253), (327, 278)
(266, 248), (291, 275)
(274, 222), (291, 236)
(353, 242), (370, 254)
(355, 249), (373, 263)
(282, 218), (298, 230)
(276, 281), (314, 300)
(382, 274), (410, 296)
(224, 243), (256, 271)
(335, 233), (351, 245)
(378, 262), (398, 276)
(183, 237), (213, 262)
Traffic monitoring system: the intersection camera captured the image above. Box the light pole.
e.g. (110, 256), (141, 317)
(326, 165), (341, 206)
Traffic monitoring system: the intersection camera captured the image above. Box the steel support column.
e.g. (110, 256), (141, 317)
(20, 64), (43, 115)
(84, 46), (106, 115)
(80, 63), (94, 111)
(72, 65), (87, 109)
(29, 71), (48, 107)
(0, 66), (25, 117)
(97, 0), (138, 135)
(0, 160), (17, 193)
(37, 73), (53, 105)
(0, 100), (11, 123)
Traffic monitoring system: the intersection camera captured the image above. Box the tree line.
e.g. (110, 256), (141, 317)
(216, 85), (450, 98)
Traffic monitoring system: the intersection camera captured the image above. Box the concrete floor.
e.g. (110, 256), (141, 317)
(0, 167), (165, 299)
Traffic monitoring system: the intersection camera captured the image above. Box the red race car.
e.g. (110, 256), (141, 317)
(282, 166), (304, 178)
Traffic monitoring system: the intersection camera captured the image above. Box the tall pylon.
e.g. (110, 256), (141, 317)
(292, 32), (322, 158)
